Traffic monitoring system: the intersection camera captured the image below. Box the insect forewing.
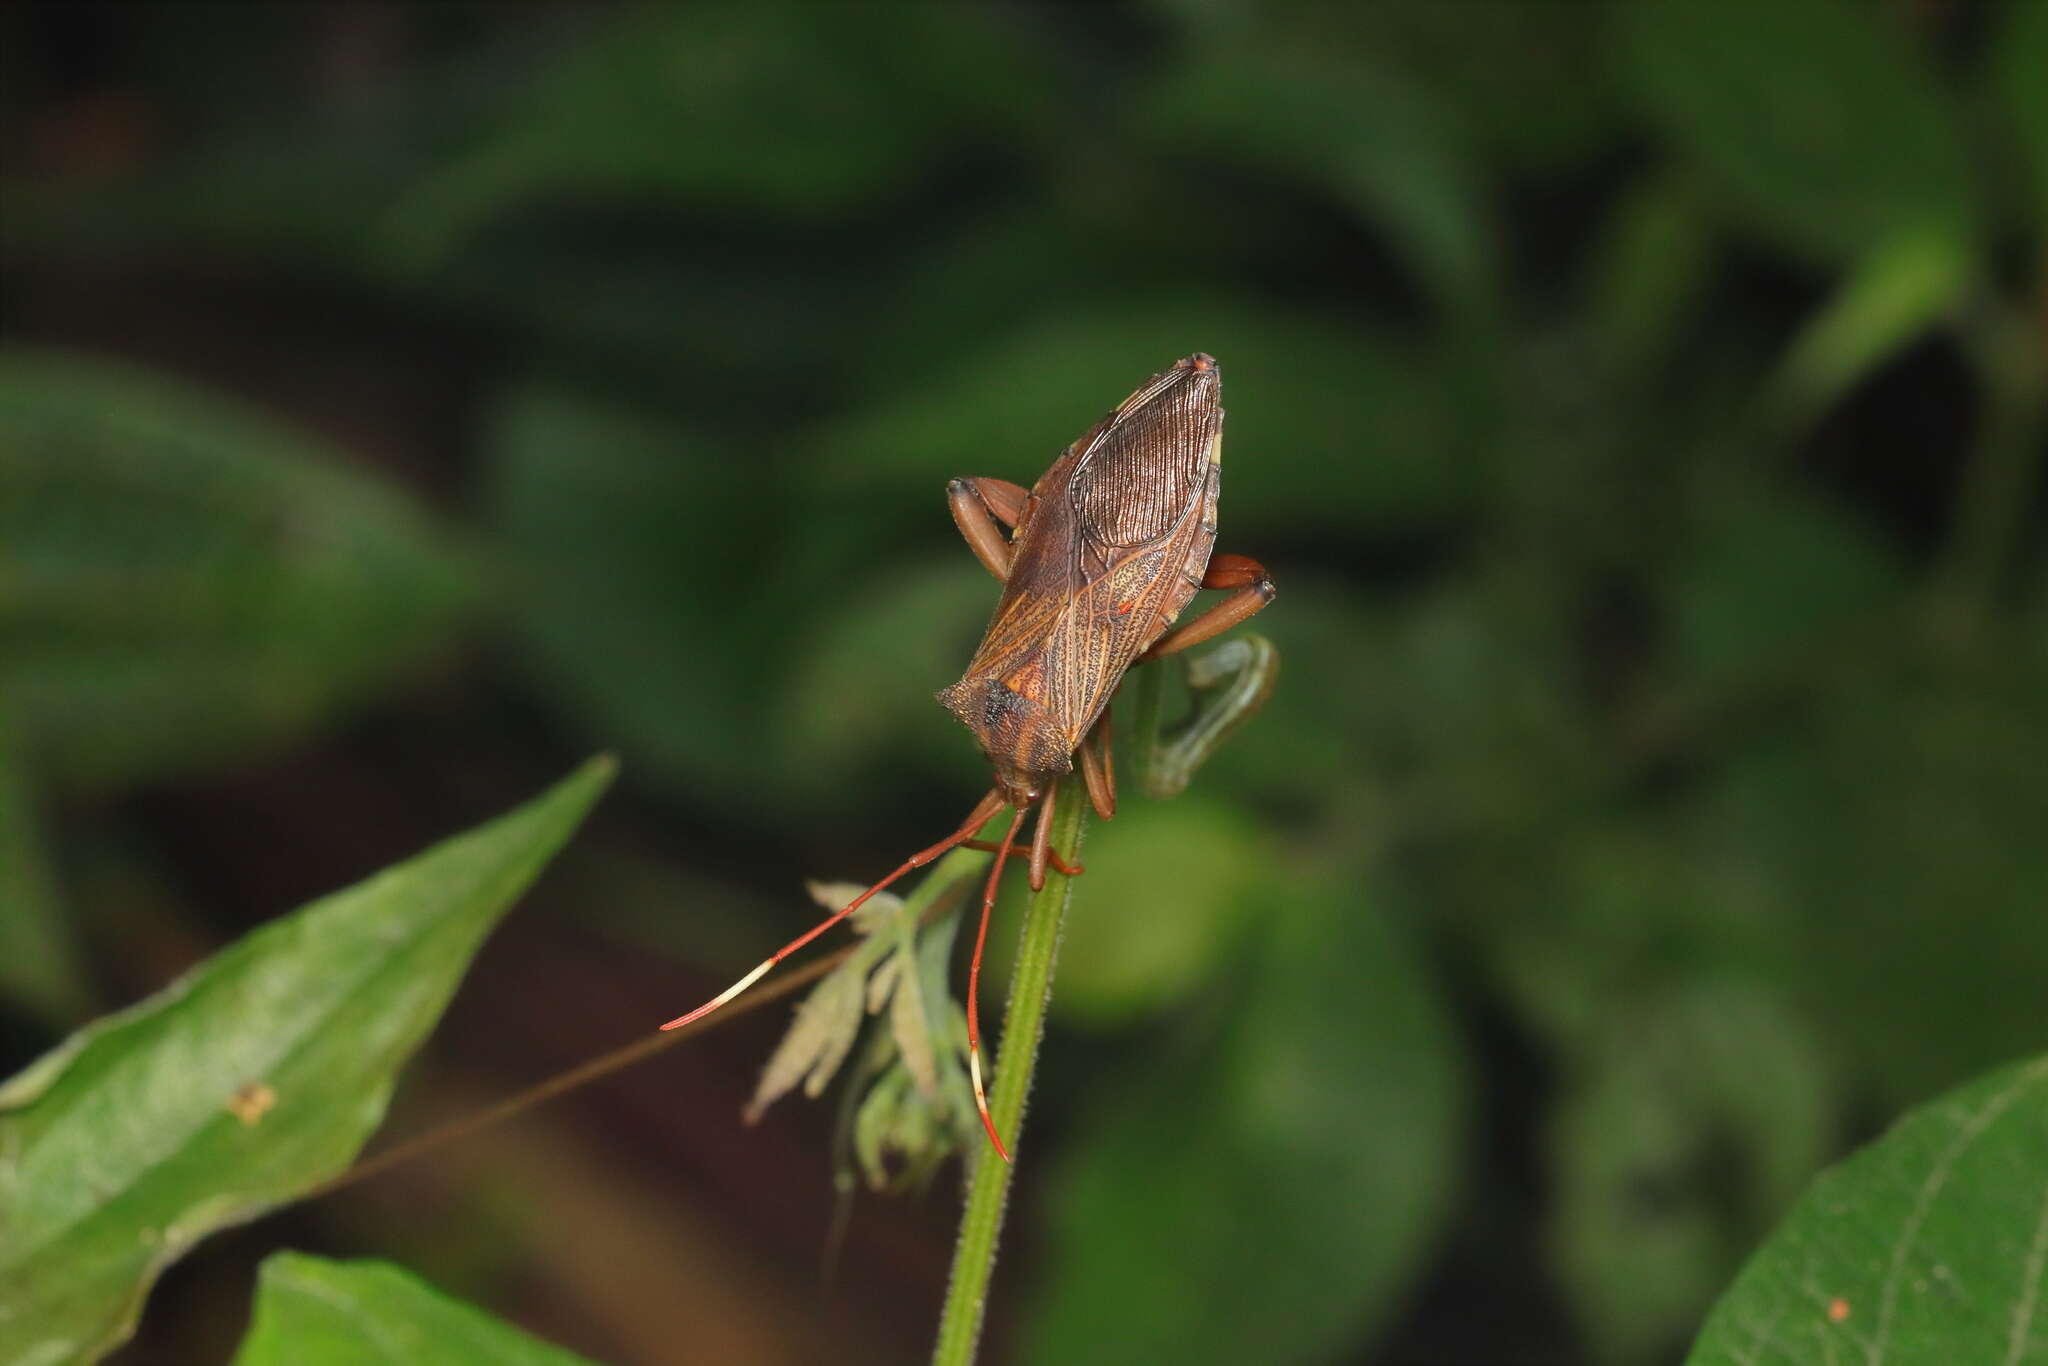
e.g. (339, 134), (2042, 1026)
(1070, 356), (1221, 549)
(941, 354), (1225, 789)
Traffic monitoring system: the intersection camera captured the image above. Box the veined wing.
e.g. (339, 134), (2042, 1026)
(940, 353), (1222, 766)
(1048, 356), (1223, 744)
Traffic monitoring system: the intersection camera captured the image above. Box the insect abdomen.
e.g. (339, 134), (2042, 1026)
(935, 674), (1073, 778)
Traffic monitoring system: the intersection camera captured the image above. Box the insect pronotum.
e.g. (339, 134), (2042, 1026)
(661, 353), (1275, 1160)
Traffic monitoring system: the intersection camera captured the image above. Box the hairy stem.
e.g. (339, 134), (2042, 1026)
(931, 779), (1088, 1366)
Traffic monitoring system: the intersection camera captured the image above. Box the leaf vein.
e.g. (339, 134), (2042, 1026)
(2004, 1173), (2048, 1366)
(1871, 1059), (2048, 1365)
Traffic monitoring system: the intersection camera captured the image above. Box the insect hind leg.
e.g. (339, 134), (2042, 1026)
(1140, 554), (1276, 661)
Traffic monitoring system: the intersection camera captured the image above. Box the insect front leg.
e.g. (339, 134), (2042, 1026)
(1139, 553), (1276, 661)
(946, 477), (1032, 581)
(1077, 708), (1116, 821)
(1027, 781), (1060, 890)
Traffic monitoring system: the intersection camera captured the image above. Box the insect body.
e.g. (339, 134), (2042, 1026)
(942, 354), (1229, 818)
(662, 354), (1275, 1161)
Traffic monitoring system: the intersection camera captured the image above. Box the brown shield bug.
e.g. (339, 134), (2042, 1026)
(662, 354), (1275, 1159)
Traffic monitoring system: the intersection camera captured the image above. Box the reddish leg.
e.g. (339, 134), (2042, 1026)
(1027, 780), (1058, 890)
(952, 472), (1088, 889)
(961, 837), (1082, 877)
(946, 477), (1032, 582)
(1078, 708), (1117, 821)
(1140, 553), (1276, 662)
(967, 802), (1029, 1161)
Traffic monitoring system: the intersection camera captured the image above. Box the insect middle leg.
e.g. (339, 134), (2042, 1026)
(1140, 553), (1276, 661)
(960, 834), (1082, 877)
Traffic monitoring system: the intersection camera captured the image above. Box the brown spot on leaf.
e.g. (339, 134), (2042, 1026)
(227, 1081), (277, 1126)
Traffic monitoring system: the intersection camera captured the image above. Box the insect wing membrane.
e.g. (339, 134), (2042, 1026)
(1071, 361), (1221, 550)
(1051, 356), (1223, 747)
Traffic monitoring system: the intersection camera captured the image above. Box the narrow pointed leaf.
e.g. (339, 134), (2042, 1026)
(1765, 226), (1973, 431)
(745, 961), (866, 1121)
(865, 954), (902, 1016)
(0, 756), (614, 1366)
(887, 908), (938, 1098)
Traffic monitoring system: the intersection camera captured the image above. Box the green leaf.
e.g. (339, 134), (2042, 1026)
(849, 913), (978, 1193)
(1617, 0), (1975, 265)
(0, 756), (614, 1366)
(886, 902), (939, 1098)
(746, 955), (868, 1121)
(1686, 1055), (2048, 1366)
(1764, 226), (1974, 431)
(0, 350), (477, 791)
(749, 851), (989, 1137)
(232, 1252), (603, 1366)
(1027, 874), (1469, 1364)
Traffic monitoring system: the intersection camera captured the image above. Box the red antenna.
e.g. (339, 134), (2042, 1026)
(659, 789), (1005, 1034)
(661, 787), (1036, 1161)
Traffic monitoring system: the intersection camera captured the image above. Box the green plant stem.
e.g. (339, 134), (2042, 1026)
(931, 779), (1088, 1366)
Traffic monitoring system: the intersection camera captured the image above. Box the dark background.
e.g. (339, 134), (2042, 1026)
(3, 2), (2044, 1363)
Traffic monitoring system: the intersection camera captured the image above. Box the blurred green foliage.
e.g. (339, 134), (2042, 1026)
(233, 1253), (603, 1366)
(0, 352), (478, 790)
(2, 1), (2043, 1363)
(0, 718), (93, 1026)
(1029, 871), (1468, 1364)
(0, 760), (611, 1364)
